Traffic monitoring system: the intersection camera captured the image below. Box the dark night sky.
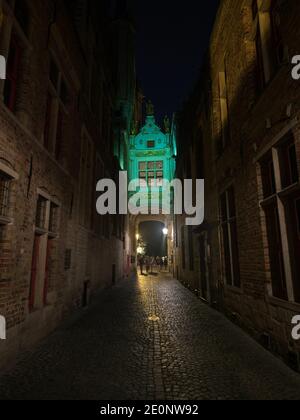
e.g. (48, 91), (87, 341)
(133, 0), (220, 122)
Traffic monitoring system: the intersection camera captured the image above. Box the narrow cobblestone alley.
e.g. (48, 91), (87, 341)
(0, 274), (300, 401)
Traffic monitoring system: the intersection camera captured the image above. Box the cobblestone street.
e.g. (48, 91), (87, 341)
(1, 273), (300, 400)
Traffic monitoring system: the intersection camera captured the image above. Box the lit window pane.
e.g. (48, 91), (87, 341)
(149, 178), (156, 187)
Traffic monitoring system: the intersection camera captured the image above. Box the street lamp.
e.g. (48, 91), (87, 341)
(162, 228), (169, 236)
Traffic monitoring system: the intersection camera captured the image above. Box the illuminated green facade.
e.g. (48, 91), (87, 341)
(129, 106), (177, 211)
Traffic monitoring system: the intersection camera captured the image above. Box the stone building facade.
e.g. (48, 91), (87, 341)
(0, 0), (136, 367)
(175, 0), (300, 369)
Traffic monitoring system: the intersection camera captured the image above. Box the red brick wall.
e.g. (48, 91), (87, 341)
(0, 0), (129, 367)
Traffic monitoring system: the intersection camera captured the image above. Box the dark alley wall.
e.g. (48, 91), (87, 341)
(175, 0), (300, 370)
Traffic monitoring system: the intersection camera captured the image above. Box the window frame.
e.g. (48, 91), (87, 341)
(79, 128), (94, 229)
(0, 161), (18, 225)
(138, 160), (164, 188)
(251, 0), (283, 91)
(258, 133), (300, 303)
(44, 55), (70, 160)
(217, 66), (230, 155)
(29, 191), (60, 311)
(0, 0), (31, 112)
(219, 185), (241, 289)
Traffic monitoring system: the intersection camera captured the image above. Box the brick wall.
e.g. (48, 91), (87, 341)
(176, 0), (300, 369)
(0, 0), (132, 368)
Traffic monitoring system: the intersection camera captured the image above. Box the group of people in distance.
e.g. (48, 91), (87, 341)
(138, 255), (168, 276)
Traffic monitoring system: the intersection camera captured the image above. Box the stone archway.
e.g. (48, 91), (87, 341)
(131, 214), (174, 274)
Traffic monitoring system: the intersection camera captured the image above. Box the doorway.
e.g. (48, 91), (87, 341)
(138, 221), (167, 258)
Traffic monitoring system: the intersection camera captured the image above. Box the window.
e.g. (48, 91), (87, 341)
(259, 133), (300, 302)
(261, 153), (276, 198)
(0, 172), (11, 218)
(138, 161), (164, 187)
(147, 141), (155, 148)
(35, 196), (48, 231)
(35, 194), (60, 235)
(30, 194), (60, 311)
(44, 58), (69, 160)
(264, 202), (287, 300)
(218, 70), (230, 154)
(1, 1), (30, 112)
(4, 35), (22, 112)
(279, 139), (299, 189)
(79, 131), (94, 228)
(284, 193), (300, 301)
(252, 0), (265, 94)
(252, 0), (283, 89)
(0, 163), (18, 223)
(219, 187), (240, 288)
(55, 108), (63, 160)
(49, 202), (59, 234)
(270, 0), (284, 68)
